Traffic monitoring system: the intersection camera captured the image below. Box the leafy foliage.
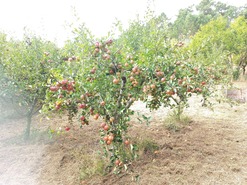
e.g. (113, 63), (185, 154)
(0, 33), (59, 139)
(170, 0), (243, 39)
(187, 15), (247, 79)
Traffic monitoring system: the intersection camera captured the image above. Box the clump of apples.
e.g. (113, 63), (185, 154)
(49, 79), (75, 93)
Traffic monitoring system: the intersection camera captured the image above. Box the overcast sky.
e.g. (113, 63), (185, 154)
(0, 0), (246, 46)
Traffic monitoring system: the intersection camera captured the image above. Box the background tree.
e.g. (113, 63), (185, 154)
(187, 15), (247, 80)
(230, 16), (247, 76)
(170, 6), (199, 39)
(0, 33), (60, 140)
(170, 0), (243, 39)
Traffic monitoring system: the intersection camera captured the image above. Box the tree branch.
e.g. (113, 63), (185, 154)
(117, 77), (126, 108)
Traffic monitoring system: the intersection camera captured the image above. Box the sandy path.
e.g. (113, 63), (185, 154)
(0, 118), (46, 185)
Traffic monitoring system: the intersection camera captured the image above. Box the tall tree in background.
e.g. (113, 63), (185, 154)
(170, 6), (198, 39)
(230, 16), (247, 75)
(187, 15), (247, 79)
(170, 0), (243, 39)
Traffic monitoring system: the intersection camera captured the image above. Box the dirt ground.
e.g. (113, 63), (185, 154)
(0, 82), (246, 185)
(0, 118), (46, 185)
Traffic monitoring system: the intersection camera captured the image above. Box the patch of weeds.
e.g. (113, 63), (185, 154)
(165, 122), (181, 132)
(164, 113), (192, 132)
(79, 154), (106, 180)
(137, 138), (159, 155)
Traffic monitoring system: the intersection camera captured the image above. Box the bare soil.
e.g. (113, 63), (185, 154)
(0, 118), (46, 185)
(0, 82), (246, 185)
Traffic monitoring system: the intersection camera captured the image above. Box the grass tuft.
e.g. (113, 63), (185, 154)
(79, 154), (106, 180)
(137, 139), (159, 155)
(164, 113), (192, 132)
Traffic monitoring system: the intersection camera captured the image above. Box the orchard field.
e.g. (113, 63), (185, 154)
(0, 0), (247, 184)
(0, 83), (246, 185)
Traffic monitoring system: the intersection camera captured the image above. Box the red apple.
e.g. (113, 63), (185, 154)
(50, 86), (59, 92)
(124, 140), (130, 145)
(130, 76), (135, 82)
(170, 74), (175, 80)
(106, 39), (113, 45)
(132, 66), (138, 73)
(67, 84), (73, 91)
(178, 79), (183, 85)
(78, 103), (87, 109)
(113, 78), (119, 84)
(95, 42), (100, 48)
(108, 135), (114, 141)
(103, 136), (108, 141)
(94, 113), (100, 120)
(55, 104), (61, 110)
(90, 68), (96, 74)
(161, 77), (166, 82)
(115, 159), (120, 166)
(100, 101), (106, 106)
(151, 84), (156, 89)
(100, 122), (106, 128)
(80, 116), (85, 121)
(106, 140), (111, 145)
(61, 79), (68, 85)
(194, 67), (199, 74)
(103, 125), (109, 131)
(109, 69), (114, 74)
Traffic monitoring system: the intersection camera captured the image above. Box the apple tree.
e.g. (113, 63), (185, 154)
(44, 35), (149, 172)
(117, 12), (215, 119)
(43, 12), (223, 174)
(0, 34), (60, 140)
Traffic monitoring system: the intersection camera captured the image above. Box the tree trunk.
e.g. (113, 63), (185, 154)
(24, 114), (32, 140)
(243, 65), (246, 75)
(176, 103), (184, 121)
